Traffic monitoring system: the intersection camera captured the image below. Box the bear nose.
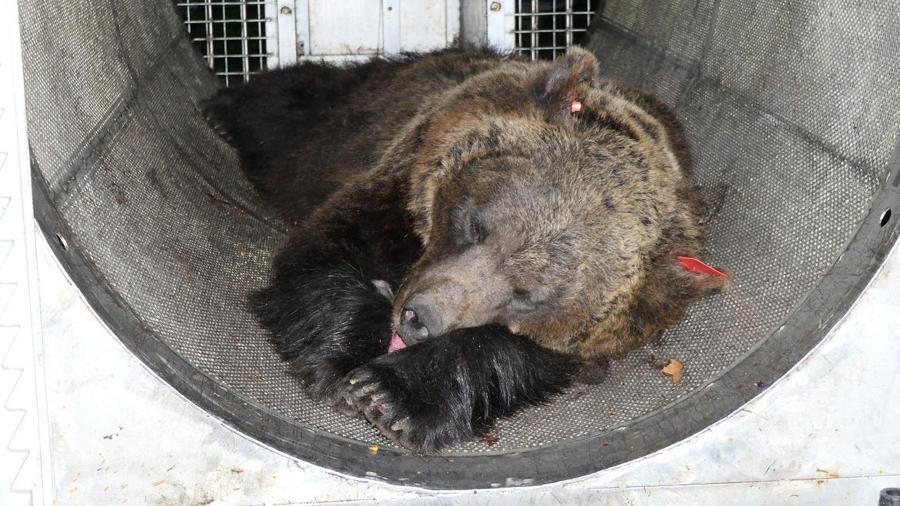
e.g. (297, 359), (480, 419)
(398, 296), (443, 344)
(400, 308), (418, 326)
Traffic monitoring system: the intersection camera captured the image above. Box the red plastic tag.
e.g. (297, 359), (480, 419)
(678, 256), (729, 278)
(570, 100), (583, 113)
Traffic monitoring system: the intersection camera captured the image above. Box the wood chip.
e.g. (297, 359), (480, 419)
(816, 467), (841, 478)
(662, 358), (684, 384)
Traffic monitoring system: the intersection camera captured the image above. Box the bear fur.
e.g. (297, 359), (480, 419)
(203, 47), (727, 452)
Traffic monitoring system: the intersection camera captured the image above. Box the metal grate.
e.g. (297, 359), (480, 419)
(175, 0), (270, 86)
(515, 0), (595, 60)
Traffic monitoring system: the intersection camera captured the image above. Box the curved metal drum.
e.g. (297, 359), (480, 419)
(18, 0), (900, 488)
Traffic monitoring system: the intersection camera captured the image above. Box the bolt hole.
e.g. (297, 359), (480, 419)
(56, 233), (68, 250)
(880, 208), (892, 227)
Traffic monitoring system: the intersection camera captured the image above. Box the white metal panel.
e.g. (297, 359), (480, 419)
(295, 0), (311, 57)
(0, 1), (51, 504)
(486, 0), (515, 50)
(460, 0), (487, 47)
(267, 0), (299, 67)
(399, 1), (449, 52)
(446, 0), (461, 46)
(308, 0), (383, 56)
(383, 0), (402, 56)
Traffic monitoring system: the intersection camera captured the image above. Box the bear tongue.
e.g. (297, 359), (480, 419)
(388, 331), (408, 353)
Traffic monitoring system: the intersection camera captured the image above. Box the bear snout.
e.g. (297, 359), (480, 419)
(396, 295), (444, 345)
(394, 275), (512, 344)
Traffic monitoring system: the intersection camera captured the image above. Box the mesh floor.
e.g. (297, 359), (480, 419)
(19, 0), (900, 456)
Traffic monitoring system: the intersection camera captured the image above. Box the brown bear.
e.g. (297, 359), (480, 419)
(203, 47), (728, 452)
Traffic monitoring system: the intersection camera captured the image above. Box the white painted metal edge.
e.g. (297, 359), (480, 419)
(446, 0), (462, 46)
(486, 0), (515, 51)
(0, 2), (53, 504)
(294, 0), (311, 60)
(382, 0), (402, 56)
(267, 0), (299, 68)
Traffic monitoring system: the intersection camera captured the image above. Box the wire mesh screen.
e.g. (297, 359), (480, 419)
(175, 0), (269, 86)
(515, 0), (596, 59)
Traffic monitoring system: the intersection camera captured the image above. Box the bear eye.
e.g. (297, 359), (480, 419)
(466, 214), (487, 245)
(452, 199), (486, 247)
(510, 288), (536, 312)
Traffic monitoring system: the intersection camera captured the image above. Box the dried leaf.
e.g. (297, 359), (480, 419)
(481, 434), (499, 447)
(369, 444), (380, 456)
(662, 358), (684, 384)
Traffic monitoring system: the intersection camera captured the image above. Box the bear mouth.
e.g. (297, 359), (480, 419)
(388, 330), (408, 353)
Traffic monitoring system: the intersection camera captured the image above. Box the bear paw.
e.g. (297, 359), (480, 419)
(343, 366), (418, 449)
(289, 359), (360, 418)
(342, 364), (453, 453)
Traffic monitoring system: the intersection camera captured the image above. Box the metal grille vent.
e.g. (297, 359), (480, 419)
(515, 0), (595, 60)
(175, 0), (269, 86)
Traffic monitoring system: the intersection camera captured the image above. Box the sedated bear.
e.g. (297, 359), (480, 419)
(204, 47), (728, 452)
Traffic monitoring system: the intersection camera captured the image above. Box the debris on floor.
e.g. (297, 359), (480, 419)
(662, 358), (684, 384)
(480, 433), (499, 447)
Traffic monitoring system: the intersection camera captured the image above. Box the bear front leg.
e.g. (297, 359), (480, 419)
(251, 171), (421, 415)
(251, 256), (395, 415)
(342, 326), (580, 452)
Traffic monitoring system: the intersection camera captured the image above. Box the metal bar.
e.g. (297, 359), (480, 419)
(240, 1), (250, 82)
(177, 1), (265, 4)
(530, 0), (537, 60)
(220, 2), (229, 86)
(205, 1), (215, 71)
(552, 0), (557, 58)
(511, 29), (588, 34)
(189, 36), (268, 41)
(511, 11), (594, 16)
(383, 0), (401, 56)
(516, 0), (521, 51)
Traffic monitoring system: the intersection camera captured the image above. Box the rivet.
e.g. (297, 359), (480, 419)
(490, 2), (502, 12)
(280, 6), (292, 15)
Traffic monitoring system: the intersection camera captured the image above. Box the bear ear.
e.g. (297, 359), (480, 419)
(540, 47), (600, 106)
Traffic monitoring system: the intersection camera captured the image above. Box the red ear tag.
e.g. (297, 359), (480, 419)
(570, 100), (583, 113)
(678, 256), (729, 278)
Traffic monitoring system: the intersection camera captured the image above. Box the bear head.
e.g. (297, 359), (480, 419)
(389, 48), (712, 357)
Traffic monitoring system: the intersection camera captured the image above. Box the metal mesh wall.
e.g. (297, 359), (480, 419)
(515, 0), (596, 60)
(18, 0), (900, 488)
(174, 0), (270, 86)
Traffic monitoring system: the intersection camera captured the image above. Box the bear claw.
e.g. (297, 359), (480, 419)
(342, 366), (422, 450)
